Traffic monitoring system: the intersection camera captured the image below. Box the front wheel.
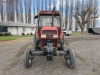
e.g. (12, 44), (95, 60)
(65, 49), (75, 69)
(23, 49), (33, 68)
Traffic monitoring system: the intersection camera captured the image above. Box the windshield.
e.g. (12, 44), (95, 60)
(39, 15), (60, 27)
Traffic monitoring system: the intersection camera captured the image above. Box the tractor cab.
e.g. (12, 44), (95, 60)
(34, 10), (63, 49)
(34, 10), (62, 38)
(38, 11), (61, 27)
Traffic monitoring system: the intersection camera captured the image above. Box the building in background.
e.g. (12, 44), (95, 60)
(0, 21), (36, 35)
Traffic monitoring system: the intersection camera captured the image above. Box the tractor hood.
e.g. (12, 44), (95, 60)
(41, 26), (58, 38)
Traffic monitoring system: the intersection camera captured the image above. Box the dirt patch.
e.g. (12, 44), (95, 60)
(2, 41), (33, 71)
(0, 35), (100, 75)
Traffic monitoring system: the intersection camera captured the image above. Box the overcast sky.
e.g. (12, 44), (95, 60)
(20, 0), (100, 27)
(53, 0), (100, 27)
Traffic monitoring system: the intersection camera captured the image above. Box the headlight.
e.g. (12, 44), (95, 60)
(53, 35), (58, 38)
(41, 35), (46, 38)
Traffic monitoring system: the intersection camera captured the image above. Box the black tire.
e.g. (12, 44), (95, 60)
(65, 49), (75, 69)
(23, 49), (33, 68)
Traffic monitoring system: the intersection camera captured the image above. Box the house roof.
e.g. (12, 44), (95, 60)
(0, 21), (36, 28)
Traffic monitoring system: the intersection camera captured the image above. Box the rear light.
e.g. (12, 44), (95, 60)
(41, 35), (46, 38)
(53, 35), (58, 38)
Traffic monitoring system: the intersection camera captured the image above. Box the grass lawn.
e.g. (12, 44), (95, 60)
(0, 35), (34, 41)
(0, 31), (89, 41)
(72, 31), (89, 36)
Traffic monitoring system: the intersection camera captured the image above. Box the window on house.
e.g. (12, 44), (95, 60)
(0, 26), (7, 32)
(23, 27), (26, 31)
(31, 28), (34, 30)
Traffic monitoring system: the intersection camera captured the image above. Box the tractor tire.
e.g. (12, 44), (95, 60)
(23, 48), (33, 68)
(65, 49), (75, 69)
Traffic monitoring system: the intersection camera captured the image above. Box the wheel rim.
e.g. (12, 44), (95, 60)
(28, 52), (32, 65)
(67, 53), (71, 65)
(66, 51), (72, 68)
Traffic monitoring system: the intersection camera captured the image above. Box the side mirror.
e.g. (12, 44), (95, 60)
(34, 15), (38, 19)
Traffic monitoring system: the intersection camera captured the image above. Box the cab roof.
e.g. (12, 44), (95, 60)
(39, 11), (60, 15)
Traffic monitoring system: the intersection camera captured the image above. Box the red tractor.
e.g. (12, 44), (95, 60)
(23, 8), (75, 69)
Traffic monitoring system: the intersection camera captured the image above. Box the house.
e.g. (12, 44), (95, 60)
(0, 21), (36, 35)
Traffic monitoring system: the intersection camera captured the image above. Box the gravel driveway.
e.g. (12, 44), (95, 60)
(0, 35), (100, 75)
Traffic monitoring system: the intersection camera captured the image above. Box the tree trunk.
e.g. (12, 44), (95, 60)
(81, 25), (84, 34)
(75, 22), (78, 31)
(81, 29), (84, 34)
(1, 0), (3, 21)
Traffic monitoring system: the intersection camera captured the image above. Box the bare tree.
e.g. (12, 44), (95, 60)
(92, 0), (98, 28)
(62, 0), (63, 19)
(36, 0), (39, 14)
(45, 0), (47, 10)
(75, 0), (79, 31)
(20, 0), (23, 22)
(0, 0), (3, 21)
(59, 0), (62, 13)
(69, 0), (73, 31)
(33, 0), (36, 23)
(24, 0), (29, 23)
(41, 0), (44, 10)
(65, 0), (69, 30)
(49, 0), (51, 10)
(0, 1), (1, 21)
(28, 0), (31, 23)
(6, 0), (15, 21)
(74, 0), (99, 34)
(15, 0), (19, 22)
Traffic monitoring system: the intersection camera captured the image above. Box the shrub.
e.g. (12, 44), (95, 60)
(27, 33), (29, 35)
(30, 32), (33, 35)
(0, 33), (4, 36)
(22, 33), (25, 36)
(5, 32), (12, 36)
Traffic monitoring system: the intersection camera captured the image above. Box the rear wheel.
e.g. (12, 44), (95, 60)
(65, 49), (75, 69)
(23, 49), (33, 68)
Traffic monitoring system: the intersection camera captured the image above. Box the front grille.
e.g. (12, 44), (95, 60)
(46, 35), (53, 38)
(42, 30), (57, 34)
(42, 39), (56, 47)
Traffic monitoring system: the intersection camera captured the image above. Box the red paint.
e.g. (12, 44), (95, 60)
(41, 26), (58, 34)
(60, 28), (63, 39)
(39, 11), (60, 15)
(36, 28), (39, 38)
